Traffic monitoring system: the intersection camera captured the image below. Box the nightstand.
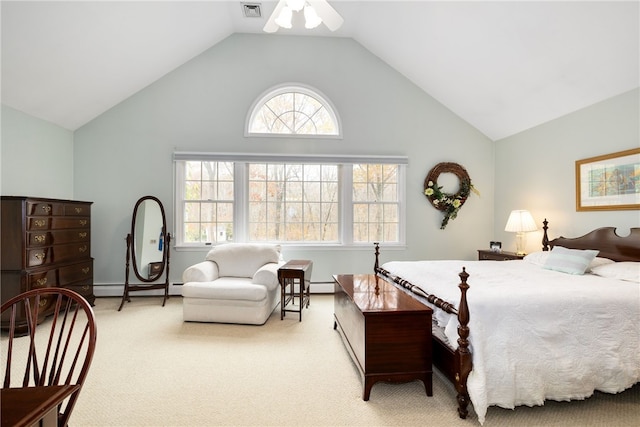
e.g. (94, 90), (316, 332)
(478, 250), (525, 261)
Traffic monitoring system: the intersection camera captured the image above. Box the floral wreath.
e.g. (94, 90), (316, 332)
(424, 162), (479, 229)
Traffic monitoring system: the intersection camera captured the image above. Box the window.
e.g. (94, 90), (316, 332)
(174, 153), (407, 247)
(246, 84), (341, 137)
(352, 164), (400, 243)
(180, 161), (235, 243)
(248, 163), (339, 242)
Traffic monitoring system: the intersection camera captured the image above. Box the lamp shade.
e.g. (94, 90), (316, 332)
(504, 210), (537, 233)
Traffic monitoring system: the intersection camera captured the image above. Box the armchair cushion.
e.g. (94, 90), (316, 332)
(205, 243), (281, 278)
(181, 278), (268, 302)
(252, 262), (282, 291)
(182, 260), (219, 283)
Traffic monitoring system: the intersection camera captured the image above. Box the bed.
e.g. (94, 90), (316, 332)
(374, 220), (640, 424)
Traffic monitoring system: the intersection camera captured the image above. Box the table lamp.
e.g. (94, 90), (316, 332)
(504, 210), (537, 255)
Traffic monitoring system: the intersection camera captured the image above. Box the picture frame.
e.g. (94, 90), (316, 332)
(489, 241), (502, 252)
(576, 148), (640, 211)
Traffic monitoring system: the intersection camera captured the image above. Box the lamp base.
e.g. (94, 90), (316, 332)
(515, 232), (527, 256)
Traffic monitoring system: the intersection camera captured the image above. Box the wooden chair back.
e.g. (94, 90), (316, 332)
(1, 288), (97, 426)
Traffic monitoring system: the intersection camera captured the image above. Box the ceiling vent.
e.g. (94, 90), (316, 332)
(242, 3), (262, 18)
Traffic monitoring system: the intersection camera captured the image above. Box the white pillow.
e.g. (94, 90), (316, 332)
(591, 262), (640, 283)
(525, 250), (613, 271)
(542, 246), (599, 275)
(523, 251), (549, 266)
(589, 256), (616, 270)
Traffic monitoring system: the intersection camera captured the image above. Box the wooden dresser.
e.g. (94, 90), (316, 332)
(1, 196), (94, 332)
(333, 274), (432, 401)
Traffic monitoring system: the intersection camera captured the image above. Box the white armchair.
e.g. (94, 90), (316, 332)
(181, 243), (284, 325)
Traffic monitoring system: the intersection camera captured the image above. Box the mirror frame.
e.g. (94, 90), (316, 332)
(130, 195), (168, 282)
(119, 195), (171, 311)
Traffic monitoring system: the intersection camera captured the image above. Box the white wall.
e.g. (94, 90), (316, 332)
(1, 105), (75, 199)
(494, 88), (640, 254)
(72, 34), (494, 292)
(5, 35), (637, 295)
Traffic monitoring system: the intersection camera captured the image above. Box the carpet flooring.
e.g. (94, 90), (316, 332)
(67, 295), (639, 426)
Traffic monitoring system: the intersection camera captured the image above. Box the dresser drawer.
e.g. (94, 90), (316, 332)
(478, 250), (524, 261)
(64, 203), (91, 216)
(27, 217), (90, 231)
(26, 201), (64, 216)
(27, 230), (91, 247)
(27, 269), (57, 289)
(64, 283), (94, 300)
(27, 247), (51, 267)
(59, 261), (93, 286)
(27, 243), (90, 267)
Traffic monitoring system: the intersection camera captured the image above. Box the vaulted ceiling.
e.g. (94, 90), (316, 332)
(2, 1), (638, 141)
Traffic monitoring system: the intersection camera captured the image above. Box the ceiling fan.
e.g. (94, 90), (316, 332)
(263, 0), (344, 33)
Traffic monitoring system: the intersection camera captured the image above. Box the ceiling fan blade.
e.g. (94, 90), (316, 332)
(263, 0), (287, 33)
(308, 0), (344, 31)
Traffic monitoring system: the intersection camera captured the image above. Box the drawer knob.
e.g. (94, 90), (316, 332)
(35, 219), (46, 227)
(41, 206), (51, 213)
(75, 207), (83, 214)
(36, 278), (47, 286)
(79, 220), (87, 226)
(79, 245), (87, 253)
(79, 232), (87, 238)
(82, 267), (90, 274)
(34, 252), (45, 260)
(34, 234), (46, 243)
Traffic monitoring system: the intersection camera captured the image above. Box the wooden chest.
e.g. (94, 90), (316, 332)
(1, 196), (94, 331)
(333, 274), (432, 400)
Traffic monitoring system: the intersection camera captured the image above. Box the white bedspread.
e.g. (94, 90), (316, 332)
(381, 260), (640, 424)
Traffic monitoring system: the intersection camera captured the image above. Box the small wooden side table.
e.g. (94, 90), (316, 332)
(478, 249), (525, 261)
(279, 260), (313, 321)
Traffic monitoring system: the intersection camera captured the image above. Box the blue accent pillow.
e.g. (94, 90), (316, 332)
(543, 246), (599, 275)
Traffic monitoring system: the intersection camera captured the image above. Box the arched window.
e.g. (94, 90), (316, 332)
(246, 84), (341, 137)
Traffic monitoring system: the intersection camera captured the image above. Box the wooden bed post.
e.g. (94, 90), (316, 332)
(542, 218), (550, 251)
(456, 267), (472, 419)
(374, 242), (380, 272)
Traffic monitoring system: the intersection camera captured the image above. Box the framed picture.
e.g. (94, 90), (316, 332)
(576, 148), (640, 211)
(489, 241), (502, 252)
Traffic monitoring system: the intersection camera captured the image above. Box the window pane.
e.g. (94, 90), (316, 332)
(185, 162), (202, 180)
(353, 183), (367, 202)
(180, 161), (234, 243)
(219, 182), (234, 200)
(184, 202), (201, 222)
(248, 86), (339, 136)
(248, 162), (340, 242)
(352, 164), (400, 243)
(185, 181), (201, 200)
(304, 182), (321, 201)
(201, 181), (217, 200)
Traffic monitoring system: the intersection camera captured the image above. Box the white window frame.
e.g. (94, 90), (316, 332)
(174, 152), (407, 249)
(245, 83), (343, 139)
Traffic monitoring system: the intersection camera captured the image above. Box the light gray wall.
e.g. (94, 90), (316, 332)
(494, 88), (640, 254)
(1, 105), (75, 199)
(72, 34), (494, 292)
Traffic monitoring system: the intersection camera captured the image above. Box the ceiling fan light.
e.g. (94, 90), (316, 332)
(275, 6), (293, 29)
(287, 0), (306, 12)
(304, 5), (322, 29)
